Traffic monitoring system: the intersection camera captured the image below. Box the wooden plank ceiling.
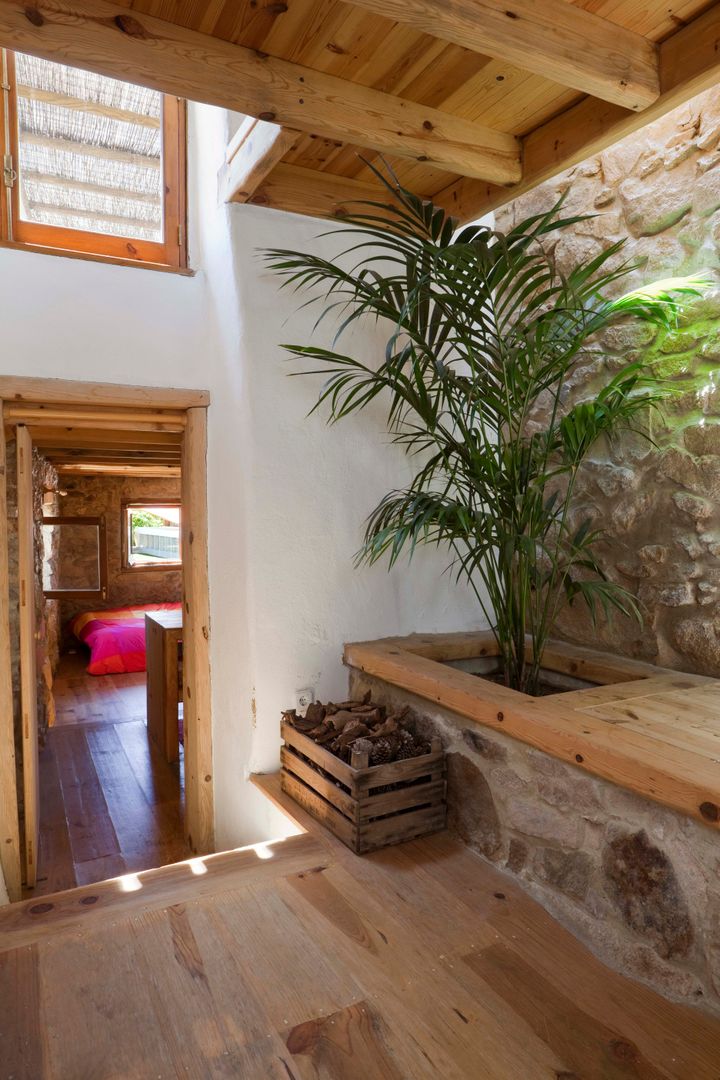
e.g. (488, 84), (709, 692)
(0, 0), (719, 221)
(26, 424), (182, 478)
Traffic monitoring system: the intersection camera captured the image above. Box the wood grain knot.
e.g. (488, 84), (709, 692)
(505, 9), (518, 17)
(496, 711), (504, 722)
(422, 120), (433, 131)
(80, 895), (98, 905)
(24, 8), (44, 26)
(265, 1), (288, 12)
(114, 14), (149, 38)
(29, 902), (53, 914)
(609, 1038), (638, 1062)
(700, 800), (719, 821)
(493, 891), (506, 900)
(258, 111), (276, 122)
(575, 753), (584, 763)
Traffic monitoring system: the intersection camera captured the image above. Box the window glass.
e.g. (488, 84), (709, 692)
(14, 53), (164, 242)
(125, 504), (181, 568)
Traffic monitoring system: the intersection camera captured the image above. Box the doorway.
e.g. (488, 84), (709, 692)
(0, 376), (212, 901)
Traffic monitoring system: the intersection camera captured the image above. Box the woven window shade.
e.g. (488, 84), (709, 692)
(15, 54), (164, 242)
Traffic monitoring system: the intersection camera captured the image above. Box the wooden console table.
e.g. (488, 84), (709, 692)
(146, 610), (183, 763)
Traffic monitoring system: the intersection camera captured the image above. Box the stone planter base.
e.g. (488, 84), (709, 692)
(345, 634), (720, 1017)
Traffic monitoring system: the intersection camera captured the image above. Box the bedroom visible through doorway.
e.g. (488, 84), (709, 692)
(0, 378), (211, 902)
(37, 458), (185, 895)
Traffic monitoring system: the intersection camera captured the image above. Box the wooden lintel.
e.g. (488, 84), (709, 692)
(434, 3), (720, 222)
(0, 376), (209, 409)
(347, 0), (659, 111)
(219, 119), (297, 204)
(0, 0), (520, 183)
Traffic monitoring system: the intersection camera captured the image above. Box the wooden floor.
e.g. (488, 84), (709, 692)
(3, 772), (719, 1079)
(30, 652), (187, 897)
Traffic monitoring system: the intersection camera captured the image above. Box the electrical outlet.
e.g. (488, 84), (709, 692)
(295, 687), (315, 716)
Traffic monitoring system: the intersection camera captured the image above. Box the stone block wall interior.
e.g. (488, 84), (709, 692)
(58, 473), (182, 636)
(349, 671), (720, 1016)
(495, 84), (720, 674)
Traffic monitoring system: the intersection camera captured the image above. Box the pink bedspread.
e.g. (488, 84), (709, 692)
(69, 603), (182, 676)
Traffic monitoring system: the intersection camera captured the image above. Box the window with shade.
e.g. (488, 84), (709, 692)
(0, 50), (186, 269)
(122, 501), (182, 571)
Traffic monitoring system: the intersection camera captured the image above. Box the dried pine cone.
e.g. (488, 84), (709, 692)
(396, 728), (418, 760)
(370, 736), (396, 765)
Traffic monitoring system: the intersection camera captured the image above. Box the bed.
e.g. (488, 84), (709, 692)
(69, 602), (183, 676)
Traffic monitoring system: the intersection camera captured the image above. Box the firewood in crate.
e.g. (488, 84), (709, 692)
(309, 721), (336, 744)
(281, 708), (316, 735)
(304, 701), (326, 726)
(327, 710), (356, 731)
(280, 715), (446, 853)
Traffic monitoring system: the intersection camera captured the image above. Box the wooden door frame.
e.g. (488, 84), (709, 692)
(0, 377), (213, 900)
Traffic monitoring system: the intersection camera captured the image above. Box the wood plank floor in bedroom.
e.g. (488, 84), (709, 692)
(28, 652), (187, 898)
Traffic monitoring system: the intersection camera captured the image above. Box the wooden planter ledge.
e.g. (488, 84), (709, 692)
(343, 632), (720, 831)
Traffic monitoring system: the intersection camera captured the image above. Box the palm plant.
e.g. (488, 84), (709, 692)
(264, 169), (709, 695)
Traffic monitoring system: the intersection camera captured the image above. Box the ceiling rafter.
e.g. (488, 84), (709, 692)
(345, 0), (659, 111)
(0, 0), (521, 184)
(219, 117), (297, 204)
(433, 2), (720, 222)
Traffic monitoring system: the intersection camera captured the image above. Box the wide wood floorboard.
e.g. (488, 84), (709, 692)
(28, 653), (187, 898)
(3, 775), (719, 1079)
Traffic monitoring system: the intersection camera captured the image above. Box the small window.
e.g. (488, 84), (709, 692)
(42, 515), (108, 600)
(122, 501), (181, 571)
(0, 50), (186, 269)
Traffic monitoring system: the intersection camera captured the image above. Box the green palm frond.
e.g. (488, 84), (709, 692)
(263, 162), (710, 694)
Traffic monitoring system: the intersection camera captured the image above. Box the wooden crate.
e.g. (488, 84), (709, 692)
(280, 720), (446, 854)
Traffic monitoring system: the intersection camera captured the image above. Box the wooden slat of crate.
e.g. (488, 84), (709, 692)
(280, 771), (357, 849)
(280, 746), (359, 822)
(357, 778), (446, 823)
(357, 804), (447, 854)
(352, 749), (445, 795)
(281, 720), (357, 790)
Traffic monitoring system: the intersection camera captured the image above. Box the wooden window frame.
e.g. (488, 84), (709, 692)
(121, 498), (182, 573)
(0, 49), (187, 270)
(41, 514), (108, 600)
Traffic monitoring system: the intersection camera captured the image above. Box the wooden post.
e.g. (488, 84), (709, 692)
(17, 425), (39, 889)
(0, 407), (22, 900)
(181, 408), (213, 854)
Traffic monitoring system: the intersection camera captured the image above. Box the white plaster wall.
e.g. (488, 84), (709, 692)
(0, 101), (485, 851)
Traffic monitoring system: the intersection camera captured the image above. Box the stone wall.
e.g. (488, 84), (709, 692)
(496, 85), (720, 674)
(58, 474), (182, 632)
(348, 668), (720, 1016)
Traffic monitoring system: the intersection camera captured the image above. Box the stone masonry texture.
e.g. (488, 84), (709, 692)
(349, 669), (720, 1017)
(495, 84), (720, 673)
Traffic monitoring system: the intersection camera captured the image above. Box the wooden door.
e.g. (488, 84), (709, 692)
(17, 424), (39, 887)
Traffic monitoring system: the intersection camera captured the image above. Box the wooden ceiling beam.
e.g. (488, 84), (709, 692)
(346, 0), (659, 111)
(56, 463), (181, 477)
(0, 0), (520, 183)
(434, 3), (720, 223)
(27, 426), (181, 449)
(249, 163), (386, 220)
(219, 117), (297, 203)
